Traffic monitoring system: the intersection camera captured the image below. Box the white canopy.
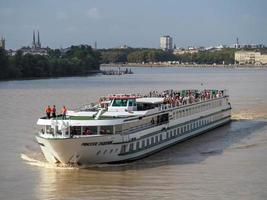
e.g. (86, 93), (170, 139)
(136, 97), (164, 104)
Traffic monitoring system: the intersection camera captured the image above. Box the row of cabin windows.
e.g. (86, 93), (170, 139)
(43, 126), (114, 136)
(172, 99), (223, 120)
(121, 113), (225, 153)
(118, 114), (169, 134)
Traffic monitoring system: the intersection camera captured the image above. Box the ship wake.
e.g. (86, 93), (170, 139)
(21, 153), (130, 169)
(21, 153), (80, 170)
(232, 111), (267, 121)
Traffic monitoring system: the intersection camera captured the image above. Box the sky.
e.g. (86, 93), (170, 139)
(0, 0), (267, 49)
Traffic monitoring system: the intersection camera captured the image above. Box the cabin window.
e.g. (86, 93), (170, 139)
(82, 126), (97, 135)
(129, 143), (134, 151)
(115, 125), (122, 134)
(160, 134), (162, 141)
(128, 99), (133, 106)
(70, 126), (82, 135)
(112, 99), (128, 107)
(121, 145), (127, 153)
(155, 136), (158, 143)
(147, 138), (150, 146)
(157, 113), (169, 124)
(136, 141), (140, 150)
(100, 126), (113, 135)
(151, 137), (154, 144)
(142, 140), (145, 148)
(45, 125), (53, 134)
(128, 99), (136, 107)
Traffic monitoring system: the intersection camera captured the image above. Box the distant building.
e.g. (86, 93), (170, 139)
(243, 44), (265, 49)
(0, 36), (5, 49)
(94, 41), (97, 50)
(20, 30), (48, 55)
(173, 48), (199, 55)
(32, 30), (41, 49)
(234, 37), (240, 49)
(235, 51), (267, 65)
(119, 44), (130, 49)
(160, 35), (173, 51)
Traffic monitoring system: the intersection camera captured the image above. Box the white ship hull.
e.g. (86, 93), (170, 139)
(36, 109), (231, 164)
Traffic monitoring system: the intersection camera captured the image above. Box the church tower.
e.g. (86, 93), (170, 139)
(37, 30), (41, 48)
(32, 31), (36, 49)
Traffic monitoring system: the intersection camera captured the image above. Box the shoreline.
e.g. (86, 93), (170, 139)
(101, 63), (267, 68)
(0, 70), (101, 82)
(1, 64), (267, 83)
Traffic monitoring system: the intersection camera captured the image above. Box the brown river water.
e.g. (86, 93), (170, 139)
(0, 67), (267, 200)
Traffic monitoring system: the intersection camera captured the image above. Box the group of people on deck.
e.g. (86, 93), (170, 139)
(145, 89), (224, 107)
(45, 105), (67, 119)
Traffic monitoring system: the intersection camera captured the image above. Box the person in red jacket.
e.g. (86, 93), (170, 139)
(52, 105), (56, 118)
(61, 106), (67, 119)
(45, 105), (51, 119)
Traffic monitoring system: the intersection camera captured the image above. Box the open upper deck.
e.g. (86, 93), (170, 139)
(38, 89), (228, 123)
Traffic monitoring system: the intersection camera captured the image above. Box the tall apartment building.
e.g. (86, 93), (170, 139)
(160, 35), (173, 51)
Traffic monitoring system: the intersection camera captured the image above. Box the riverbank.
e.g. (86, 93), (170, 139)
(101, 63), (267, 68)
(0, 70), (101, 82)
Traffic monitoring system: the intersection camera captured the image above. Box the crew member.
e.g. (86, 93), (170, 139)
(61, 106), (67, 119)
(52, 105), (56, 118)
(45, 105), (51, 119)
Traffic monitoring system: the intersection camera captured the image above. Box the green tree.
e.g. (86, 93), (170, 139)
(0, 48), (9, 79)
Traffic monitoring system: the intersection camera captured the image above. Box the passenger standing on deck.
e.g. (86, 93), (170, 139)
(61, 106), (67, 119)
(45, 105), (51, 119)
(52, 105), (56, 118)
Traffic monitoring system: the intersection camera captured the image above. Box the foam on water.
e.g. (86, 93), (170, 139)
(21, 154), (80, 170)
(232, 111), (267, 120)
(21, 153), (132, 170)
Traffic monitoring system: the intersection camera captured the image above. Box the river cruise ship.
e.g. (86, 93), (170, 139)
(36, 89), (231, 165)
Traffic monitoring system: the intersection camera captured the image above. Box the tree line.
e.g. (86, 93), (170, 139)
(0, 45), (100, 80)
(100, 48), (176, 63)
(99, 48), (237, 64)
